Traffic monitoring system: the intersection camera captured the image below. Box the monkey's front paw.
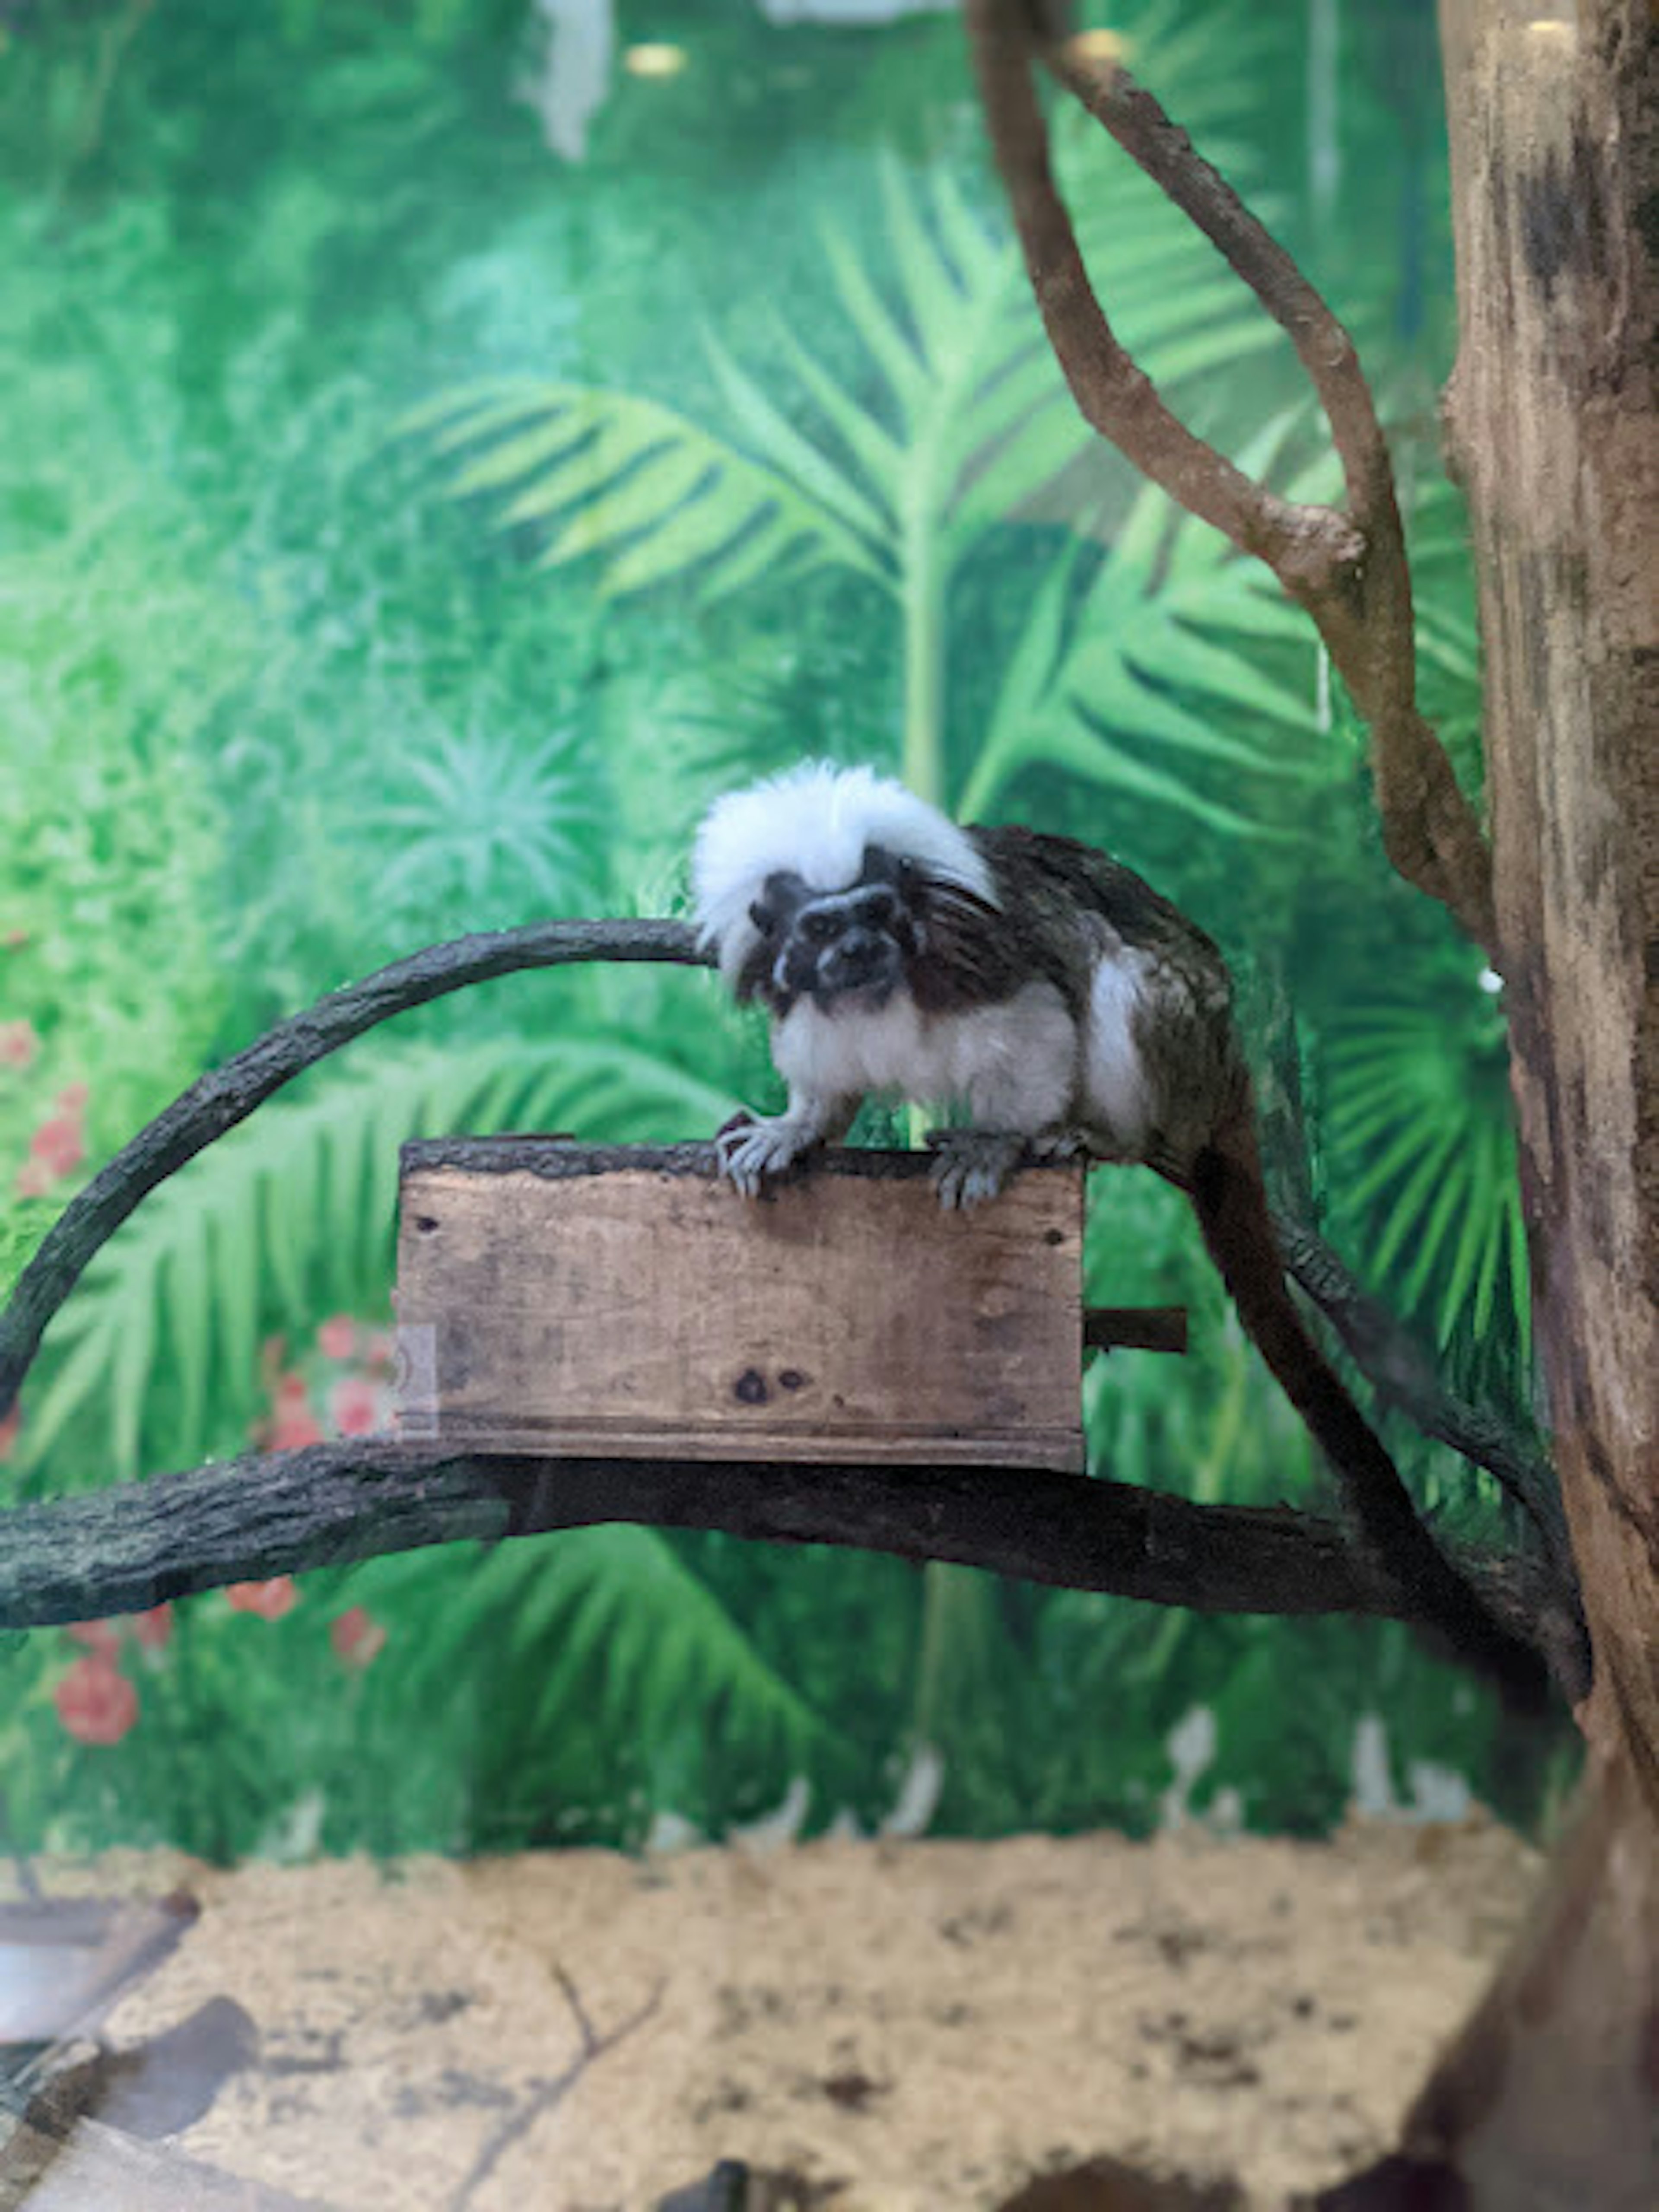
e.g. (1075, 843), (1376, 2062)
(925, 1128), (1029, 1211)
(715, 1112), (821, 1197)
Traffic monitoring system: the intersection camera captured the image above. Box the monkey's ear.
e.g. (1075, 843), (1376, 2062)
(748, 900), (775, 937)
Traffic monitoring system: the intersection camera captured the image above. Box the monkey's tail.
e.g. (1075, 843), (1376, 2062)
(1188, 1127), (1551, 1710)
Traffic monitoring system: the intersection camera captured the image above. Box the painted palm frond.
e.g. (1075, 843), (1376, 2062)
(411, 121), (1284, 605)
(1322, 972), (1528, 1363)
(405, 6), (1294, 605)
(1405, 478), (1484, 782)
(12, 1037), (738, 1488)
(407, 375), (889, 598)
(958, 459), (1328, 831)
(404, 1522), (833, 1788)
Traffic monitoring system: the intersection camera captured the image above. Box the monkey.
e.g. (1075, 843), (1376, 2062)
(691, 761), (1548, 1705)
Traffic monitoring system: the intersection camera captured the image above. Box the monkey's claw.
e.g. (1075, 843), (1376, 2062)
(925, 1128), (1029, 1211)
(715, 1112), (820, 1196)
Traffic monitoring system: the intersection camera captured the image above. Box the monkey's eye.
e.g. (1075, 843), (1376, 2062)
(748, 901), (775, 938)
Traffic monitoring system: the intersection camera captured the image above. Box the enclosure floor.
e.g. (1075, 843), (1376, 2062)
(6, 1817), (1538, 2209)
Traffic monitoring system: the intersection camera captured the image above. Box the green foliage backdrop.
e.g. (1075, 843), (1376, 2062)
(0, 0), (1569, 1863)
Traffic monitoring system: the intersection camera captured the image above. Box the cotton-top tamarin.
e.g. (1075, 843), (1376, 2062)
(691, 761), (1544, 1702)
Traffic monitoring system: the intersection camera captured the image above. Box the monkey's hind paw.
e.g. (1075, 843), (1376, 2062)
(715, 1112), (821, 1197)
(1028, 1129), (1088, 1165)
(925, 1128), (1029, 1211)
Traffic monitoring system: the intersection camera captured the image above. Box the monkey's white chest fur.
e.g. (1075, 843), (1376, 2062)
(773, 968), (1154, 1153)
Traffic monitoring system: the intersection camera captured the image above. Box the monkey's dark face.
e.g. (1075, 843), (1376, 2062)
(741, 846), (921, 1014)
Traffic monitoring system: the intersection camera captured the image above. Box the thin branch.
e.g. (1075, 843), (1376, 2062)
(0, 919), (707, 1424)
(964, 0), (1353, 582)
(1046, 34), (1390, 533)
(0, 1438), (1584, 1695)
(449, 1969), (664, 2210)
(964, 3), (1497, 951)
(1274, 1212), (1572, 1571)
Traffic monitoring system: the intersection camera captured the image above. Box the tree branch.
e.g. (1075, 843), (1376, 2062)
(1274, 1213), (1571, 1567)
(0, 925), (1575, 1681)
(964, 3), (1497, 952)
(0, 1441), (1580, 1688)
(0, 919), (708, 1424)
(965, 1), (1351, 581)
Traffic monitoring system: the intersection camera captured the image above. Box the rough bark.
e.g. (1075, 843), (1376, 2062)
(0, 1439), (1561, 1643)
(1330, 6), (1659, 2202)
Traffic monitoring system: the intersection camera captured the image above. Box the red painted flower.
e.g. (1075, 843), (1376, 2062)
(54, 1082), (89, 1115)
(330, 1605), (386, 1670)
(316, 1315), (356, 1361)
(129, 1603), (174, 1650)
(66, 1619), (121, 1659)
(269, 1410), (324, 1451)
(364, 1331), (395, 1373)
(226, 1577), (299, 1620)
(331, 1376), (380, 1438)
(27, 1115), (84, 1180)
(276, 1372), (310, 1407)
(0, 1403), (19, 1461)
(14, 1161), (52, 1200)
(0, 1020), (38, 1069)
(55, 1657), (138, 1745)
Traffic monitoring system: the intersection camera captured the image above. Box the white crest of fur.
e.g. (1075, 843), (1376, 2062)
(693, 762), (997, 983)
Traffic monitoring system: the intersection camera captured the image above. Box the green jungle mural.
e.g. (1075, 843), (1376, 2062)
(0, 0), (1570, 1863)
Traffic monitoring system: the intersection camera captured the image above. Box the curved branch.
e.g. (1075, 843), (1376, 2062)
(0, 909), (1579, 1694)
(965, 3), (1497, 952)
(964, 0), (1354, 585)
(0, 1439), (1578, 1689)
(0, 919), (709, 1422)
(1046, 35), (1390, 538)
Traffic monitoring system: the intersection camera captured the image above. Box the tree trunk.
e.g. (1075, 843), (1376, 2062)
(1333, 5), (1658, 2201)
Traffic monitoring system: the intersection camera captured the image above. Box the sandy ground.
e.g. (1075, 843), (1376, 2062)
(1, 1817), (1541, 2211)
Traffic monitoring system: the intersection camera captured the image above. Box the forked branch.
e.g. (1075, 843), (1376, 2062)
(0, 920), (1577, 1690)
(965, 2), (1497, 951)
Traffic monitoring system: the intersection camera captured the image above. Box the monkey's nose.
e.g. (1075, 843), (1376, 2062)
(826, 928), (884, 985)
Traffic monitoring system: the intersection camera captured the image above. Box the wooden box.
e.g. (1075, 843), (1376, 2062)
(394, 1140), (1086, 1471)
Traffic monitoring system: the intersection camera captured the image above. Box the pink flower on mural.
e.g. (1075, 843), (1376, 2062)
(27, 1115), (84, 1181)
(316, 1315), (356, 1361)
(330, 1606), (387, 1670)
(129, 1603), (174, 1650)
(270, 1410), (324, 1451)
(364, 1332), (395, 1373)
(0, 1020), (38, 1068)
(56, 1657), (139, 1745)
(66, 1619), (121, 1660)
(226, 1578), (299, 1620)
(0, 1403), (19, 1461)
(331, 1376), (380, 1437)
(54, 1083), (89, 1114)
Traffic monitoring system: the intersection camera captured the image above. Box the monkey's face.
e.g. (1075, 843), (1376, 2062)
(743, 846), (920, 1015)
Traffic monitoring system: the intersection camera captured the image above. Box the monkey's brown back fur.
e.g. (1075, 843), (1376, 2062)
(969, 826), (1547, 1704)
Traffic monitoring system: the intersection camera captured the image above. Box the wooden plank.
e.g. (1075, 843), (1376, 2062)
(1083, 1306), (1188, 1355)
(395, 1142), (1084, 1471)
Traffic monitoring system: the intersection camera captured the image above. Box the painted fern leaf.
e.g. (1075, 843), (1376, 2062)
(13, 1037), (738, 1489)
